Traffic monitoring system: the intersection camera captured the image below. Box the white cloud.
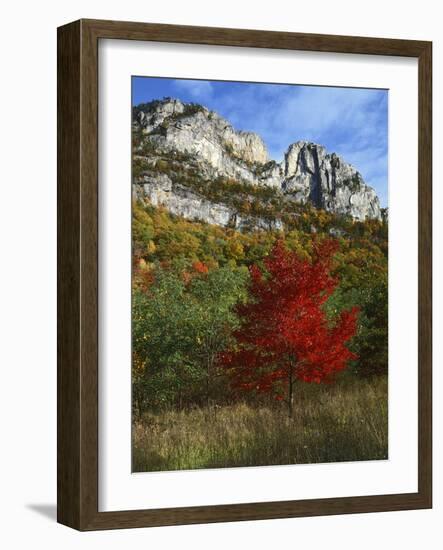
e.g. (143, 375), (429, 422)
(174, 79), (213, 101)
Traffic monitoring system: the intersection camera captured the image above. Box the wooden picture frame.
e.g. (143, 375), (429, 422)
(57, 18), (432, 530)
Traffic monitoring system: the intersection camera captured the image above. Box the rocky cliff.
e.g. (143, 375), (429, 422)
(133, 98), (382, 227)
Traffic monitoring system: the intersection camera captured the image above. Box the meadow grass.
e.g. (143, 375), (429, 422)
(132, 376), (388, 472)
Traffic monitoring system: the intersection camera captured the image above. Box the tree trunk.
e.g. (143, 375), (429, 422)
(288, 360), (294, 418)
(206, 356), (212, 409)
(178, 386), (182, 410)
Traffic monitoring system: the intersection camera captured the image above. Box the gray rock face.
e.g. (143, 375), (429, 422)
(135, 98), (185, 132)
(133, 173), (282, 231)
(133, 98), (382, 226)
(283, 142), (381, 221)
(134, 173), (233, 227)
(135, 99), (269, 186)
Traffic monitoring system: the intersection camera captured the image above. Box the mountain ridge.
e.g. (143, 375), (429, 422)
(132, 97), (382, 227)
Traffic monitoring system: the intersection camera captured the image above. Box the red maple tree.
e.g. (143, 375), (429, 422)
(224, 239), (359, 416)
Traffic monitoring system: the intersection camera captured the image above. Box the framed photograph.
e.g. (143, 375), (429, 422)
(57, 19), (432, 530)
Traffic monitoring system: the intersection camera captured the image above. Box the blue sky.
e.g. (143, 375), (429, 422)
(133, 77), (388, 207)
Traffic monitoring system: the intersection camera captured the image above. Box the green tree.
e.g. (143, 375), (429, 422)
(325, 278), (388, 377)
(132, 265), (248, 412)
(190, 266), (248, 405)
(132, 270), (200, 412)
(353, 279), (388, 376)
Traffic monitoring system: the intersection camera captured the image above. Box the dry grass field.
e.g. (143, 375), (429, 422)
(133, 376), (388, 472)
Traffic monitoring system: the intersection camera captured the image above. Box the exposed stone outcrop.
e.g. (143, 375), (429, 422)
(133, 98), (382, 226)
(283, 142), (381, 221)
(133, 173), (283, 231)
(135, 100), (269, 186)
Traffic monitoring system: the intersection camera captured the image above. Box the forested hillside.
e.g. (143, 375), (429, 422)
(131, 97), (388, 471)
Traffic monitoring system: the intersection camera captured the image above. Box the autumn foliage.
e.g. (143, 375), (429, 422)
(192, 260), (209, 274)
(132, 199), (387, 416)
(224, 239), (359, 415)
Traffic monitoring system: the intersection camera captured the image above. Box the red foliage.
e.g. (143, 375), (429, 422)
(223, 239), (358, 405)
(192, 261), (209, 274)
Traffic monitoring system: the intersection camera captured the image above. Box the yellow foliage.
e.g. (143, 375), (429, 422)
(147, 240), (156, 254)
(226, 240), (245, 261)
